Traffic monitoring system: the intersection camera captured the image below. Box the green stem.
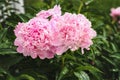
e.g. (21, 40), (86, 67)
(78, 1), (84, 13)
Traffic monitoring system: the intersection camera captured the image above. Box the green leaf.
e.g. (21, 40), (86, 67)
(110, 53), (120, 60)
(101, 56), (116, 67)
(37, 74), (48, 80)
(16, 14), (29, 22)
(0, 28), (8, 42)
(64, 53), (76, 61)
(76, 65), (102, 80)
(5, 21), (16, 27)
(57, 66), (69, 80)
(110, 43), (117, 52)
(74, 71), (90, 80)
(17, 74), (35, 80)
(0, 67), (7, 74)
(76, 65), (102, 73)
(0, 48), (17, 55)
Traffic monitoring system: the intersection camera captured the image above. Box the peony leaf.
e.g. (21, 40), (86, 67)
(17, 74), (35, 80)
(74, 71), (90, 80)
(0, 48), (17, 55)
(57, 66), (69, 80)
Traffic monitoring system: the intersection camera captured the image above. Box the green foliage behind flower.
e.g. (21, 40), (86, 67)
(0, 0), (120, 80)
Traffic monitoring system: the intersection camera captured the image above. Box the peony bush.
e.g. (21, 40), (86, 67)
(0, 0), (120, 80)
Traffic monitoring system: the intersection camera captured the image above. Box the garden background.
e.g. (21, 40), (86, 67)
(0, 0), (120, 80)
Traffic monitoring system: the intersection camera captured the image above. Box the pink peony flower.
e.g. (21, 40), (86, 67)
(14, 17), (56, 59)
(110, 7), (120, 20)
(36, 5), (61, 19)
(14, 5), (96, 59)
(50, 12), (96, 54)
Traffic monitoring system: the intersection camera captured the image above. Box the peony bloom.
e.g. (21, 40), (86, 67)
(14, 17), (56, 59)
(14, 5), (96, 59)
(36, 5), (61, 19)
(50, 12), (96, 54)
(110, 7), (120, 20)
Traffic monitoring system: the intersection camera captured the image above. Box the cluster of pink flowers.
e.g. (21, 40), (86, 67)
(14, 5), (96, 59)
(110, 7), (120, 23)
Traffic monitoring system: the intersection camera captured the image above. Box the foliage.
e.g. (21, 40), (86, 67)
(0, 0), (120, 80)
